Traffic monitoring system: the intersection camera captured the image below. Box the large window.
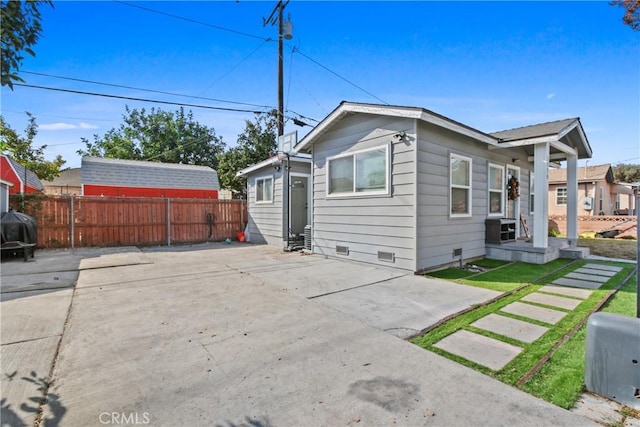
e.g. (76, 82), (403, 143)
(556, 187), (567, 205)
(327, 145), (388, 196)
(255, 176), (273, 203)
(450, 154), (472, 216)
(488, 163), (504, 216)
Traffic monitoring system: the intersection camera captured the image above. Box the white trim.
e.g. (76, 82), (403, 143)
(254, 175), (274, 204)
(487, 162), (505, 217)
(237, 155), (311, 177)
(449, 153), (473, 218)
(295, 102), (499, 153)
(0, 179), (14, 187)
(549, 140), (577, 156)
(326, 144), (390, 198)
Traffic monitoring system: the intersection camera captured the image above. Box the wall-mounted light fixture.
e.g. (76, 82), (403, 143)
(512, 158), (519, 164)
(393, 131), (407, 142)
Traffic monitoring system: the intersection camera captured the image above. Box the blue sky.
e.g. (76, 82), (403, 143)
(2, 1), (639, 169)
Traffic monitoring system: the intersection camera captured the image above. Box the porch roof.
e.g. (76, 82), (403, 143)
(236, 154), (311, 177)
(490, 118), (593, 161)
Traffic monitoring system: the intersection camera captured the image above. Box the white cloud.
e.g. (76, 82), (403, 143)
(546, 92), (556, 99)
(39, 122), (99, 131)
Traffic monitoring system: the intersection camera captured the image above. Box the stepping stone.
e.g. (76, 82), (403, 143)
(582, 264), (622, 273)
(471, 313), (549, 343)
(521, 292), (582, 310)
(501, 302), (567, 324)
(552, 277), (603, 290)
(564, 272), (609, 283)
(433, 329), (522, 370)
(574, 267), (618, 277)
(539, 285), (592, 300)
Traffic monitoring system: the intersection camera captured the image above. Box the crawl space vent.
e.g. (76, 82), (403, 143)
(336, 245), (349, 256)
(378, 251), (395, 263)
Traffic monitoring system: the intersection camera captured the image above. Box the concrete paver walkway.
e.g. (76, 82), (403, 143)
(430, 261), (623, 373)
(1, 244), (596, 426)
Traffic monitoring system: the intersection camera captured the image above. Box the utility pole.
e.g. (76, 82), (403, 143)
(263, 0), (291, 137)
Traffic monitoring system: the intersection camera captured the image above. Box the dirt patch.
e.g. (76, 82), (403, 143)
(577, 238), (637, 260)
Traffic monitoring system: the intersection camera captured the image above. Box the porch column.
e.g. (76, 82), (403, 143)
(566, 155), (579, 245)
(533, 142), (549, 248)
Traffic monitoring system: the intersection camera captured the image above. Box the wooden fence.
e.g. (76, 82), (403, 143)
(549, 214), (637, 235)
(9, 195), (247, 249)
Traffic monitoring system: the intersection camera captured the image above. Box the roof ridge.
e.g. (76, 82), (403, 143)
(491, 117), (579, 134)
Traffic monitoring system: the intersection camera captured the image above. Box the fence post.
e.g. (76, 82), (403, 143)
(166, 198), (171, 246)
(70, 196), (75, 248)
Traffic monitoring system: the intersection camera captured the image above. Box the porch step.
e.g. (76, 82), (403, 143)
(559, 246), (590, 259)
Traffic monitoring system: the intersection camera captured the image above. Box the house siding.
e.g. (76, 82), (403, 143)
(245, 160), (311, 247)
(311, 114), (416, 270)
(415, 122), (532, 271)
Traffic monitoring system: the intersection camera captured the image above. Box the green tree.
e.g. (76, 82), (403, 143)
(78, 106), (225, 169)
(216, 111), (278, 197)
(611, 0), (640, 30)
(1, 0), (54, 89)
(612, 163), (640, 182)
(0, 113), (65, 180)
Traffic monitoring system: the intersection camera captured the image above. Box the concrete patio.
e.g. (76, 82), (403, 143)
(1, 243), (599, 426)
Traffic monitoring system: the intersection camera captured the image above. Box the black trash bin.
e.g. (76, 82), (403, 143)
(1, 208), (37, 260)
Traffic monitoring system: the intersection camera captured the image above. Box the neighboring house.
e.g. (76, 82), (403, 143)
(548, 164), (634, 216)
(261, 101), (591, 272)
(237, 154), (312, 246)
(0, 154), (44, 195)
(42, 168), (82, 195)
(81, 157), (220, 198)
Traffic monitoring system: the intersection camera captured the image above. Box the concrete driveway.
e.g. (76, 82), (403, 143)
(1, 243), (595, 426)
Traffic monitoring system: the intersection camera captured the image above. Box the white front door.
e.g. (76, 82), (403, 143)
(506, 166), (521, 237)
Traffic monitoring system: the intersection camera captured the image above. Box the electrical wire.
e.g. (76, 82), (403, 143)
(0, 109), (118, 122)
(293, 47), (388, 105)
(14, 83), (270, 114)
(112, 0), (269, 41)
(22, 71), (272, 109)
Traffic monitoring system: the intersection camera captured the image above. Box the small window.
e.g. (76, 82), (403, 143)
(529, 172), (535, 214)
(556, 187), (567, 205)
(256, 176), (273, 203)
(327, 145), (388, 196)
(488, 164), (504, 216)
(450, 154), (472, 216)
(599, 187), (604, 213)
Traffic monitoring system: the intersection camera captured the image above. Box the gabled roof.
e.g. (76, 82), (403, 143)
(81, 157), (219, 190)
(294, 102), (592, 162)
(42, 167), (81, 187)
(236, 154), (311, 177)
(490, 118), (592, 160)
(2, 154), (44, 190)
(295, 101), (499, 153)
(548, 164), (614, 184)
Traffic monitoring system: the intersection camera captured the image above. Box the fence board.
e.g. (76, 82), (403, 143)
(10, 195), (247, 249)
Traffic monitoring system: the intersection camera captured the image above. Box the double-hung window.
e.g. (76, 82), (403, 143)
(450, 154), (472, 216)
(488, 163), (504, 216)
(255, 176), (273, 203)
(556, 187), (567, 205)
(327, 145), (388, 196)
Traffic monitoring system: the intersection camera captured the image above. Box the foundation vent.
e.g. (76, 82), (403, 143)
(336, 245), (349, 256)
(378, 251), (395, 263)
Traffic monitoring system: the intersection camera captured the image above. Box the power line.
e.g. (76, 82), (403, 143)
(112, 0), (269, 41)
(22, 71), (272, 109)
(293, 47), (388, 105)
(14, 83), (270, 114)
(1, 108), (119, 122)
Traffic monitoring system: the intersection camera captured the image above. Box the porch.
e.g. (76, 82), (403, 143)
(486, 237), (590, 264)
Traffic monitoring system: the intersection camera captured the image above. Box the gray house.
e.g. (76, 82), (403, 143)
(237, 154), (312, 246)
(243, 102), (592, 272)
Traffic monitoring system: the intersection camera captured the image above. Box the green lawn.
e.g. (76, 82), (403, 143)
(414, 260), (637, 409)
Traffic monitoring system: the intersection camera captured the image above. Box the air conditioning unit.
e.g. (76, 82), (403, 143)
(303, 225), (312, 251)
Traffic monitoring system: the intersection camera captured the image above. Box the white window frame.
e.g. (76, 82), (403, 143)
(529, 172), (535, 215)
(599, 187), (604, 213)
(556, 187), (567, 205)
(487, 163), (505, 217)
(450, 153), (473, 218)
(255, 175), (274, 204)
(326, 144), (390, 198)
